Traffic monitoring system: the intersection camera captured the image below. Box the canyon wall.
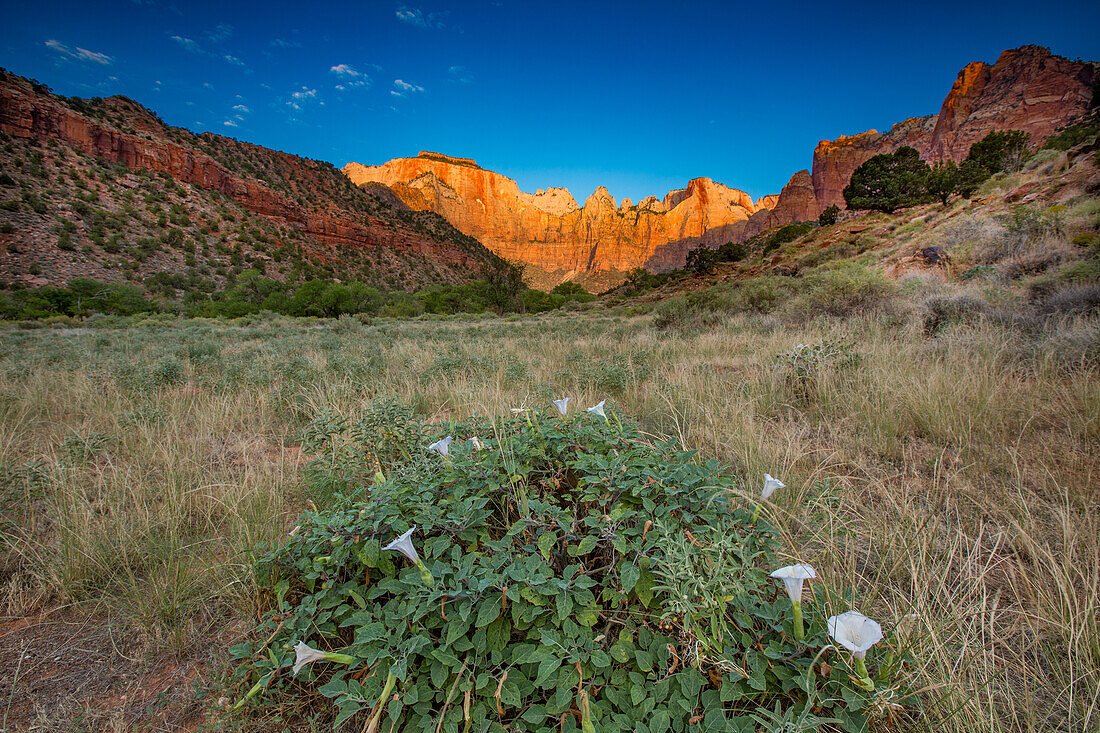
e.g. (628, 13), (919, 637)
(344, 154), (772, 287)
(345, 46), (1094, 288)
(811, 45), (1095, 211)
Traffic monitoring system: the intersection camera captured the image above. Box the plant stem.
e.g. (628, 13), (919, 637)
(853, 655), (874, 691)
(415, 558), (435, 587)
(366, 672), (397, 733)
(792, 600), (804, 641)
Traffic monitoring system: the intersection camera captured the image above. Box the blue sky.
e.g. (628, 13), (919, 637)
(2, 1), (1098, 202)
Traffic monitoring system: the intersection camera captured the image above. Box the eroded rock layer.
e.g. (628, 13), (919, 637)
(344, 153), (773, 286)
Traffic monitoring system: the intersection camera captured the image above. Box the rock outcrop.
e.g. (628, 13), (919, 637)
(344, 153), (773, 286)
(0, 74), (498, 282)
(345, 47), (1095, 288)
(810, 46), (1095, 211)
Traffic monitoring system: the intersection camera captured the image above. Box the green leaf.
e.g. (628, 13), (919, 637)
(649, 709), (671, 733)
(590, 649), (611, 668)
(634, 569), (655, 607)
(475, 598), (501, 627)
(576, 607), (599, 627)
(620, 563), (640, 593)
(576, 535), (598, 555)
(537, 531), (555, 561)
(486, 617), (511, 652)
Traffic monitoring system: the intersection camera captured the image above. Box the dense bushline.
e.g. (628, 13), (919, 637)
(844, 130), (1038, 213)
(0, 271), (596, 320)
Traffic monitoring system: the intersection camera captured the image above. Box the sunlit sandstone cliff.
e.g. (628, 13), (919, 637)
(343, 154), (775, 288)
(811, 45), (1096, 210)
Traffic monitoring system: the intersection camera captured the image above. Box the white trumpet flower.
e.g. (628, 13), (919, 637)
(753, 473), (786, 521)
(827, 610), (883, 690)
(292, 640), (356, 676)
(382, 526), (420, 564)
(427, 436), (453, 456)
(761, 473), (786, 500)
(468, 436), (484, 451)
(770, 564), (816, 603)
(382, 526), (434, 587)
(552, 397), (570, 415)
(586, 400), (606, 419)
(770, 564), (816, 640)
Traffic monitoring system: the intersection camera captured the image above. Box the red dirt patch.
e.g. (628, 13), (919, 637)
(0, 611), (229, 731)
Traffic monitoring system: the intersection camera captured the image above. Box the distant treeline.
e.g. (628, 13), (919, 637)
(0, 270), (595, 320)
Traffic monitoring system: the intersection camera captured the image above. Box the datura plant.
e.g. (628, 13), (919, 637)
(232, 399), (909, 731)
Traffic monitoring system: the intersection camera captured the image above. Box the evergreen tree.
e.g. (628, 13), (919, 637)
(818, 204), (840, 226)
(843, 146), (932, 213)
(926, 160), (960, 205)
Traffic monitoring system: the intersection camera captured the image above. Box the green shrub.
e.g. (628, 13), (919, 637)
(1042, 122), (1100, 151)
(233, 405), (899, 731)
(818, 205), (840, 226)
(761, 223), (816, 254)
(958, 130), (1031, 195)
(789, 262), (895, 317)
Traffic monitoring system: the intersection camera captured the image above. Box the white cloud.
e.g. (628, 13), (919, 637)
(395, 5), (447, 29)
(330, 64), (372, 90)
(205, 23), (233, 43)
(286, 86), (319, 111)
(223, 120), (238, 127)
(271, 38), (302, 49)
(448, 65), (473, 84)
(329, 63), (360, 77)
(391, 78), (425, 97)
(232, 104), (250, 113)
(224, 54), (245, 66)
(44, 39), (112, 65)
(202, 82), (214, 89)
(170, 35), (202, 53)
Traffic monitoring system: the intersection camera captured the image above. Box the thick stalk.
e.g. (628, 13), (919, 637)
(414, 559), (435, 587)
(365, 672), (397, 733)
(853, 655), (874, 691)
(791, 600), (804, 641)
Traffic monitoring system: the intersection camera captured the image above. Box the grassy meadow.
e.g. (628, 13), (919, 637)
(0, 289), (1096, 730)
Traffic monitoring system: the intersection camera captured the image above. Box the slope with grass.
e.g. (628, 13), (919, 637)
(617, 136), (1100, 334)
(0, 69), (505, 294)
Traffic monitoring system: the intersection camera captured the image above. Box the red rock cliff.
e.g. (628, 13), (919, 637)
(0, 78), (491, 275)
(810, 45), (1095, 211)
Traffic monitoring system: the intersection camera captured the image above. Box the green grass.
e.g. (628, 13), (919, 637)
(0, 294), (1097, 729)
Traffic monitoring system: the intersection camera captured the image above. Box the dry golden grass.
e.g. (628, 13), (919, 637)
(0, 290), (1097, 729)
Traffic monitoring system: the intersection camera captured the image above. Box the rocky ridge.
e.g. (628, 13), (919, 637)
(346, 46), (1095, 289)
(0, 70), (502, 290)
(344, 153), (774, 290)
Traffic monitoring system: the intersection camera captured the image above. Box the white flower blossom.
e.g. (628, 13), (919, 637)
(292, 641), (355, 675)
(292, 641), (327, 675)
(468, 436), (484, 451)
(827, 611), (884, 659)
(552, 397), (570, 415)
(382, 526), (420, 564)
(761, 473), (786, 500)
(769, 564), (816, 604)
(427, 436), (452, 456)
(586, 400), (606, 418)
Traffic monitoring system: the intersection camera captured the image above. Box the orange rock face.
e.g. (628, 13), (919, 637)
(346, 47), (1094, 287)
(344, 153), (773, 284)
(928, 45), (1097, 160)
